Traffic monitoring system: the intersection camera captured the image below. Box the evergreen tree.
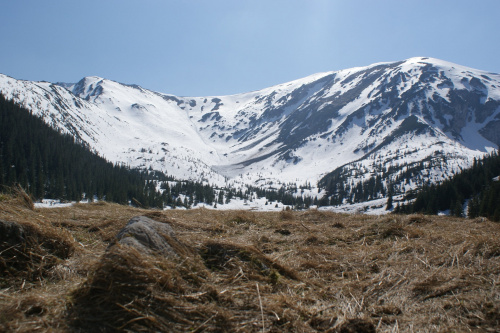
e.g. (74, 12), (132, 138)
(386, 185), (393, 211)
(453, 199), (464, 217)
(398, 152), (500, 221)
(0, 94), (167, 208)
(467, 196), (480, 218)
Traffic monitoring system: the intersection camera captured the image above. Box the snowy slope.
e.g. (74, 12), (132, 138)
(0, 74), (227, 183)
(1, 57), (499, 202)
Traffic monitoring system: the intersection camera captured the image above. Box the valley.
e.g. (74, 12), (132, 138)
(1, 57), (499, 210)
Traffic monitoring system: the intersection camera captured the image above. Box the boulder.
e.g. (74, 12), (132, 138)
(115, 216), (186, 257)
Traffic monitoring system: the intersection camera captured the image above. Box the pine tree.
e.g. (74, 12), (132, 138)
(218, 190), (224, 205)
(386, 182), (394, 210)
(397, 152), (500, 220)
(453, 199), (464, 217)
(0, 94), (167, 208)
(467, 196), (480, 218)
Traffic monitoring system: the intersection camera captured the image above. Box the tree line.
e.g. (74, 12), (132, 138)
(0, 94), (309, 210)
(395, 152), (500, 221)
(0, 94), (170, 208)
(6, 91), (497, 217)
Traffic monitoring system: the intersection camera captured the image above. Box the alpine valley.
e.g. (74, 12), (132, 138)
(1, 57), (499, 212)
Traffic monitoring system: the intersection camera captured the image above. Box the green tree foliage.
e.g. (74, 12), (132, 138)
(2, 94), (328, 210)
(396, 153), (500, 221)
(0, 94), (167, 208)
(386, 184), (393, 211)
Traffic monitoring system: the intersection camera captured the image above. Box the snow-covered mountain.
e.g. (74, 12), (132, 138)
(1, 57), (499, 205)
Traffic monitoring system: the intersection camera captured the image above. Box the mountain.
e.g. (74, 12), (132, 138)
(1, 57), (499, 208)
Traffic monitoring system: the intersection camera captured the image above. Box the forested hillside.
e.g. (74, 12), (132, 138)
(2, 57), (499, 202)
(0, 94), (166, 207)
(0, 94), (342, 210)
(3, 91), (498, 215)
(396, 152), (500, 221)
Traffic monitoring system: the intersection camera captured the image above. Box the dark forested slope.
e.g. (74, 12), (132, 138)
(396, 152), (500, 221)
(0, 94), (165, 207)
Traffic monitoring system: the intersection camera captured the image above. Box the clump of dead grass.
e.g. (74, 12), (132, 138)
(9, 184), (35, 210)
(279, 209), (294, 220)
(405, 214), (431, 225)
(0, 291), (72, 332)
(200, 241), (300, 282)
(0, 184), (35, 210)
(0, 217), (75, 284)
(0, 197), (78, 331)
(301, 209), (338, 223)
(69, 243), (216, 332)
(336, 318), (376, 332)
(227, 211), (257, 225)
(0, 193), (9, 202)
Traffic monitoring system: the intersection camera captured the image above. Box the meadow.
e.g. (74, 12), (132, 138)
(1, 192), (499, 332)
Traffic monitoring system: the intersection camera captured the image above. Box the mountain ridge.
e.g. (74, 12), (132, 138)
(1, 57), (499, 209)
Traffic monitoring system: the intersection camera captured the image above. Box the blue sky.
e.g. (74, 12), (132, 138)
(1, 0), (499, 96)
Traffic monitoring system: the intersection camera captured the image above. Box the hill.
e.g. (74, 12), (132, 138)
(396, 152), (500, 221)
(1, 57), (499, 211)
(0, 195), (498, 332)
(0, 93), (330, 210)
(0, 94), (166, 207)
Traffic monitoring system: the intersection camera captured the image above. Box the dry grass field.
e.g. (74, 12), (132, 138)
(1, 192), (499, 332)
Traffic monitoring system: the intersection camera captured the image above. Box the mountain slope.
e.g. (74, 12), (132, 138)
(396, 152), (500, 220)
(0, 94), (166, 207)
(1, 57), (499, 205)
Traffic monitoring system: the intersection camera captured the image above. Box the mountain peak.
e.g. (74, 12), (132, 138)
(70, 77), (103, 100)
(0, 58), (499, 210)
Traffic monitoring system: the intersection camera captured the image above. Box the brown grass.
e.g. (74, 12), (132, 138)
(0, 193), (499, 332)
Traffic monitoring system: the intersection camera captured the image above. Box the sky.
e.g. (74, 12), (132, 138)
(1, 0), (499, 97)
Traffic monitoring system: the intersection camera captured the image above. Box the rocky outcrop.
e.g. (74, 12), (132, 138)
(114, 216), (189, 258)
(480, 120), (500, 147)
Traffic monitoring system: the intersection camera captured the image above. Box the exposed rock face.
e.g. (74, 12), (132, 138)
(480, 120), (500, 147)
(115, 216), (187, 257)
